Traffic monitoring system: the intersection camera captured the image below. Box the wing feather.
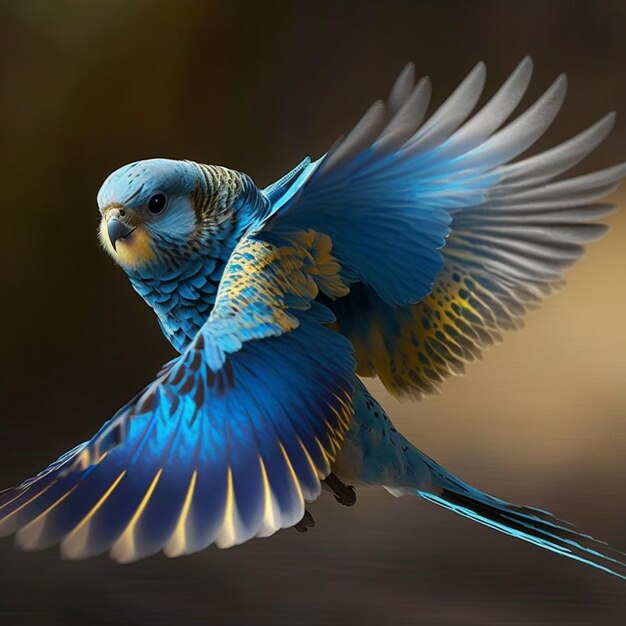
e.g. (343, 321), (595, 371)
(0, 230), (355, 560)
(264, 59), (624, 400)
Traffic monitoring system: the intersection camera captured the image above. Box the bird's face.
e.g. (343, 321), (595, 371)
(97, 159), (201, 270)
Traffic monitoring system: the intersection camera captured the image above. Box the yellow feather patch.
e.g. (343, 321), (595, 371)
(258, 456), (281, 537)
(16, 486), (79, 550)
(285, 230), (350, 298)
(109, 469), (162, 563)
(351, 265), (527, 399)
(163, 470), (197, 557)
(215, 229), (349, 336)
(214, 468), (238, 549)
(60, 470), (127, 559)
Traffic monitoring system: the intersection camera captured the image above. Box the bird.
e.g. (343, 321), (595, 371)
(1, 57), (625, 578)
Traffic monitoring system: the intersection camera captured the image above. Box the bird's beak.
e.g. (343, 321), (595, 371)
(107, 219), (135, 251)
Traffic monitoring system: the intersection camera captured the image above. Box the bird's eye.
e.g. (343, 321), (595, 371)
(147, 193), (167, 214)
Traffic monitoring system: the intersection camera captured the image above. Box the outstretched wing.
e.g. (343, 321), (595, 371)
(0, 230), (354, 561)
(265, 58), (625, 399)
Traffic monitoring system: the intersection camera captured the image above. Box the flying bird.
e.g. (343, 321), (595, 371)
(2, 58), (626, 578)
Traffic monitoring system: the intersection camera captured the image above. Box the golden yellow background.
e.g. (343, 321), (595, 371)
(0, 1), (625, 624)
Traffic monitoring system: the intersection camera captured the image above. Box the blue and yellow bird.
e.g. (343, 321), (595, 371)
(2, 58), (626, 577)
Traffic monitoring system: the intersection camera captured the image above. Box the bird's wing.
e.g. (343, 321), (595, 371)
(0, 230), (354, 561)
(264, 58), (625, 399)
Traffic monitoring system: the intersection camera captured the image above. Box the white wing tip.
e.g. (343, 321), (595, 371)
(519, 55), (533, 67)
(401, 61), (415, 76)
(555, 72), (569, 91)
(473, 60), (487, 77)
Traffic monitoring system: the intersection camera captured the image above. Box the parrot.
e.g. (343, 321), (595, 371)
(2, 57), (626, 579)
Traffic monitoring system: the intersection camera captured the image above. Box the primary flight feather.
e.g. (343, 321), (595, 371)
(2, 58), (626, 578)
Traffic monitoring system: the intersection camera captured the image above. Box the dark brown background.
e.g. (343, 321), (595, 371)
(1, 1), (626, 624)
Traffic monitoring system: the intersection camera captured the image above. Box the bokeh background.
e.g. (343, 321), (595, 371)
(1, 1), (626, 624)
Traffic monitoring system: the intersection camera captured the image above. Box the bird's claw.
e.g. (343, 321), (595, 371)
(293, 509), (315, 533)
(323, 473), (357, 506)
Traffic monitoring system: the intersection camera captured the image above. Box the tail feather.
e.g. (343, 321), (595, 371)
(349, 383), (626, 579)
(413, 471), (626, 579)
(383, 432), (626, 579)
(419, 490), (626, 579)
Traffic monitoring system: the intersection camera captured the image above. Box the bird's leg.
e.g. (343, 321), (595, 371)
(323, 473), (357, 506)
(293, 508), (315, 533)
(293, 475), (356, 533)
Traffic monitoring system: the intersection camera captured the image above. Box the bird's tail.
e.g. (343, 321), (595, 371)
(392, 442), (626, 580)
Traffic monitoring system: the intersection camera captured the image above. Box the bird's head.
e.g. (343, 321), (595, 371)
(97, 158), (208, 271)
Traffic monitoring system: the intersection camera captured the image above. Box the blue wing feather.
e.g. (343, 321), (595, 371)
(263, 58), (625, 399)
(0, 233), (355, 561)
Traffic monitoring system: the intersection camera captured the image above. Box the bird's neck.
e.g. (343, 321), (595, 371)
(126, 243), (229, 353)
(126, 164), (270, 353)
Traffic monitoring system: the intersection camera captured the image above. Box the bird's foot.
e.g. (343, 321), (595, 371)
(293, 509), (315, 533)
(323, 473), (357, 506)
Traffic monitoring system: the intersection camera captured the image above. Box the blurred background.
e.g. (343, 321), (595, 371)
(1, 0), (626, 624)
